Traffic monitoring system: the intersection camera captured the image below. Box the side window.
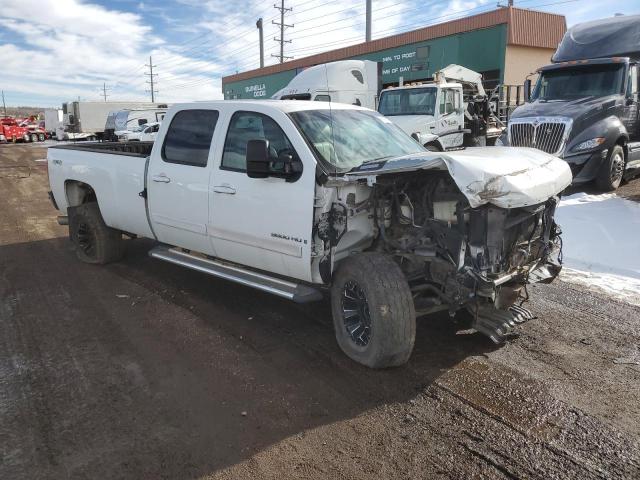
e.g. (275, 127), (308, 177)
(439, 90), (455, 115)
(138, 118), (148, 126)
(351, 70), (364, 84)
(161, 109), (219, 167)
(314, 94), (331, 102)
(221, 111), (297, 172)
(628, 66), (638, 96)
(152, 124), (160, 133)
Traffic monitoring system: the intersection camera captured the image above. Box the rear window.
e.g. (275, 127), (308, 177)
(161, 110), (219, 167)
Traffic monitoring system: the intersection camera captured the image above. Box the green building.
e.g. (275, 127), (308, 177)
(222, 7), (566, 100)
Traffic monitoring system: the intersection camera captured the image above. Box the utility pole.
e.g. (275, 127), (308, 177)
(145, 56), (158, 102)
(272, 1), (293, 64)
(257, 18), (265, 68)
(1, 90), (6, 117)
(365, 0), (372, 42)
(101, 82), (110, 102)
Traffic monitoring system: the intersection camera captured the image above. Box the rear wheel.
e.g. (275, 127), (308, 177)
(38, 133), (45, 142)
(69, 202), (124, 264)
(330, 253), (416, 368)
(595, 144), (625, 191)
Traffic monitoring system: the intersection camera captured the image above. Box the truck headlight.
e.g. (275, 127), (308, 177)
(573, 137), (605, 152)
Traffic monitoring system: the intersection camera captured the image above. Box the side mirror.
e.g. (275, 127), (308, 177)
(524, 79), (532, 102)
(246, 139), (270, 178)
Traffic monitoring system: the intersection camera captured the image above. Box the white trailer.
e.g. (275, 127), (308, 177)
(58, 101), (168, 141)
(43, 108), (63, 138)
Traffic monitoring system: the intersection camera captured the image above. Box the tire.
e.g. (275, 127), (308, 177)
(330, 253), (416, 368)
(424, 143), (440, 152)
(595, 144), (625, 191)
(69, 202), (124, 264)
(38, 133), (45, 142)
(30, 133), (38, 143)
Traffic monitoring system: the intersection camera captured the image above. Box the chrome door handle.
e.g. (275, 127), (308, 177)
(151, 174), (171, 183)
(213, 185), (236, 194)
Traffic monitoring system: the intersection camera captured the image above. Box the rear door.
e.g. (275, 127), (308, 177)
(208, 107), (316, 282)
(147, 108), (220, 255)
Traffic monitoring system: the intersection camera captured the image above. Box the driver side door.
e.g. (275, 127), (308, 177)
(437, 89), (463, 149)
(208, 109), (316, 282)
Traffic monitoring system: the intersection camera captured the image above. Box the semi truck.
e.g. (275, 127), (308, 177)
(47, 100), (570, 368)
(59, 101), (167, 141)
(501, 14), (640, 191)
(272, 60), (504, 151)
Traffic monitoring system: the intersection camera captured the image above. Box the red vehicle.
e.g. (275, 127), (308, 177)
(19, 117), (47, 142)
(0, 117), (31, 143)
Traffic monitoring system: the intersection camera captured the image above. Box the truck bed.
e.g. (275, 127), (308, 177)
(50, 141), (154, 157)
(48, 142), (154, 239)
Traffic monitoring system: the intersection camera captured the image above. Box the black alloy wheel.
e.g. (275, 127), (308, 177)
(342, 280), (372, 347)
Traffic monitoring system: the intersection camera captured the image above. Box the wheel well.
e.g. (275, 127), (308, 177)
(616, 136), (628, 159)
(65, 181), (97, 207)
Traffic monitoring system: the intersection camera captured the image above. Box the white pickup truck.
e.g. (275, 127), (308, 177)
(48, 100), (571, 368)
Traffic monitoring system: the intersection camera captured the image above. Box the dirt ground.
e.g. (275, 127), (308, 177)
(1, 143), (639, 479)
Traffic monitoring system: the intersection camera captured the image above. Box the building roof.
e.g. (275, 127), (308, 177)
(223, 7), (566, 85)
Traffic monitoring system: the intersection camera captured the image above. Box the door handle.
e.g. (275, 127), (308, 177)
(213, 184), (236, 195)
(151, 174), (171, 183)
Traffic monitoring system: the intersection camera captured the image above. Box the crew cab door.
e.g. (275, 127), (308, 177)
(208, 108), (316, 282)
(147, 108), (220, 255)
(437, 88), (463, 149)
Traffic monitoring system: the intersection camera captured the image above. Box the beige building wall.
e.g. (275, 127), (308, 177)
(503, 45), (556, 104)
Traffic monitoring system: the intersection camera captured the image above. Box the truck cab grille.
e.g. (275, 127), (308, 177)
(508, 117), (572, 156)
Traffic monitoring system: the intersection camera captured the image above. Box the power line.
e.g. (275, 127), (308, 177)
(272, 0), (293, 63)
(101, 82), (110, 101)
(144, 56), (158, 102)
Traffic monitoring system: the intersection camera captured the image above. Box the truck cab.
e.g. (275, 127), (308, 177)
(503, 14), (640, 190)
(378, 82), (465, 150)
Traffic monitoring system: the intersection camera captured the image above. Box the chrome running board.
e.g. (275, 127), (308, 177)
(148, 245), (323, 303)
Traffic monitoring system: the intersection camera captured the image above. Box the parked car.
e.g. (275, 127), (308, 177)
(47, 100), (570, 368)
(117, 124), (146, 142)
(138, 121), (161, 142)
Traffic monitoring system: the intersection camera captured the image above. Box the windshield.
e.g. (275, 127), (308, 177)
(532, 64), (625, 101)
(378, 87), (437, 116)
(289, 109), (424, 172)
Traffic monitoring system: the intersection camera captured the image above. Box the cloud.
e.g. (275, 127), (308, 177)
(2, 0), (640, 107)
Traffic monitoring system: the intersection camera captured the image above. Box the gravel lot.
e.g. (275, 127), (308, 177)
(1, 143), (639, 479)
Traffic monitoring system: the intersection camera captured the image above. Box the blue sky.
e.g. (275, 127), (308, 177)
(1, 0), (639, 107)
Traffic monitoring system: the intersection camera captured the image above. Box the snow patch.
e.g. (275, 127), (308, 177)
(556, 192), (640, 304)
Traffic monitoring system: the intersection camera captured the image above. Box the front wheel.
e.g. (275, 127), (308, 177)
(595, 145), (625, 191)
(69, 202), (124, 264)
(330, 253), (416, 368)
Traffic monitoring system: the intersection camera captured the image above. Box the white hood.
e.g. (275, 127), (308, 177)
(346, 147), (572, 209)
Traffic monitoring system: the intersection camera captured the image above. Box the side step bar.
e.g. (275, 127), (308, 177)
(148, 246), (323, 303)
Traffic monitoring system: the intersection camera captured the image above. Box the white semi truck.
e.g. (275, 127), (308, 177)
(273, 60), (504, 150)
(47, 100), (570, 368)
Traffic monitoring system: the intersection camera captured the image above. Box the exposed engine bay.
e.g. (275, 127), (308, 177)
(312, 169), (563, 343)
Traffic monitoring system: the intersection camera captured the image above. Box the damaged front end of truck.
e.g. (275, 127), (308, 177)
(313, 148), (572, 343)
